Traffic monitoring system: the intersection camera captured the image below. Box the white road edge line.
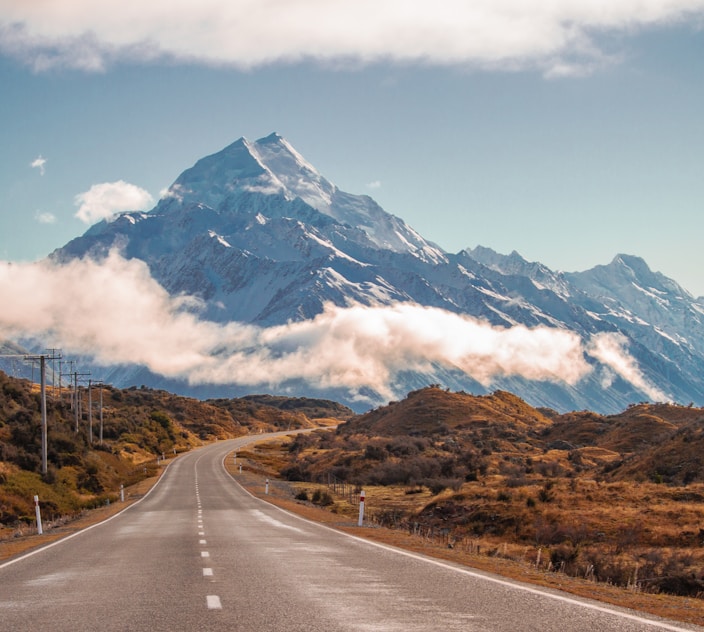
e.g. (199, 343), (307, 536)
(0, 452), (180, 571)
(222, 446), (698, 632)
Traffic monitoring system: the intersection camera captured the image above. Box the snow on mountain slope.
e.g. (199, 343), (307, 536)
(562, 255), (699, 351)
(465, 246), (574, 297)
(45, 134), (704, 413)
(157, 133), (446, 264)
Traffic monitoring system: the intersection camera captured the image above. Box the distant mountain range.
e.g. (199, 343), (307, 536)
(37, 133), (704, 413)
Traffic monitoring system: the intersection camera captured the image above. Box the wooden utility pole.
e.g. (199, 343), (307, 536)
(24, 351), (62, 475)
(73, 371), (91, 433)
(87, 379), (104, 444)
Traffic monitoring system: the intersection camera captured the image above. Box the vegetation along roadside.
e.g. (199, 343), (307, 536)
(4, 368), (704, 627)
(233, 386), (704, 628)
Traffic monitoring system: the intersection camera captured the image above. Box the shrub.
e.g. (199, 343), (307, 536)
(150, 410), (172, 430)
(423, 478), (463, 495)
(281, 463), (310, 481)
(538, 483), (554, 503)
(364, 444), (387, 460)
(311, 489), (334, 506)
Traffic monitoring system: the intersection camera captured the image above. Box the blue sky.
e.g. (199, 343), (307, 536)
(1, 2), (704, 294)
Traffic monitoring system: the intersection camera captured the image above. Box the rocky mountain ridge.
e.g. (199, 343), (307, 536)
(43, 133), (704, 413)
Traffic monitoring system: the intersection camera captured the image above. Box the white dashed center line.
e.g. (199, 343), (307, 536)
(203, 568), (213, 577)
(207, 595), (222, 610)
(201, 551), (210, 558)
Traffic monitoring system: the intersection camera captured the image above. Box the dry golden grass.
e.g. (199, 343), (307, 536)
(229, 435), (704, 628)
(4, 433), (704, 627)
(0, 466), (165, 561)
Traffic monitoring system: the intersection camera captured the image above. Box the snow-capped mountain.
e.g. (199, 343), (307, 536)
(49, 134), (704, 412)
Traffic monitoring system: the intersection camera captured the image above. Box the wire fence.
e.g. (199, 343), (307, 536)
(326, 472), (362, 505)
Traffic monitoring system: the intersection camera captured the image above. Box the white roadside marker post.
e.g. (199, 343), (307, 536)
(120, 484), (125, 502)
(358, 490), (366, 527)
(265, 479), (269, 495)
(34, 495), (43, 535)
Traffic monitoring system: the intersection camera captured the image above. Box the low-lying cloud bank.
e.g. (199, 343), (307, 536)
(0, 253), (664, 401)
(2, 1), (704, 76)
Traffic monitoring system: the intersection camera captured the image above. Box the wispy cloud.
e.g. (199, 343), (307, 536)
(0, 251), (662, 403)
(30, 155), (46, 175)
(74, 180), (154, 224)
(587, 332), (667, 402)
(159, 183), (186, 202)
(35, 210), (57, 224)
(366, 180), (382, 190)
(2, 2), (704, 76)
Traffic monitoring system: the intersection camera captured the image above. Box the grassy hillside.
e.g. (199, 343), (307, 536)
(269, 386), (704, 599)
(0, 370), (350, 536)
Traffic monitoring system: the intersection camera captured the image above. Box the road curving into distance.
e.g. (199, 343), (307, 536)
(1, 432), (702, 632)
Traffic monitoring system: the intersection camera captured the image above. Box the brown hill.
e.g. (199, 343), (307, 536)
(343, 387), (552, 437)
(337, 388), (704, 486)
(542, 402), (704, 485)
(269, 387), (704, 600)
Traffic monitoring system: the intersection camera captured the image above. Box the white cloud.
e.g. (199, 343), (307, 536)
(74, 180), (154, 224)
(0, 252), (597, 399)
(35, 210), (57, 224)
(2, 1), (703, 76)
(586, 332), (668, 402)
(366, 180), (382, 190)
(0, 253), (668, 403)
(30, 155), (46, 175)
(159, 183), (186, 202)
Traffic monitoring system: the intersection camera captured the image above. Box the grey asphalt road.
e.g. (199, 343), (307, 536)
(1, 433), (702, 632)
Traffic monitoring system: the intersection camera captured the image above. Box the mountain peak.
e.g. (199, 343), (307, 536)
(46, 133), (704, 413)
(612, 253), (648, 271)
(156, 133), (332, 214)
(260, 131), (283, 141)
(153, 134), (445, 261)
(245, 133), (332, 209)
